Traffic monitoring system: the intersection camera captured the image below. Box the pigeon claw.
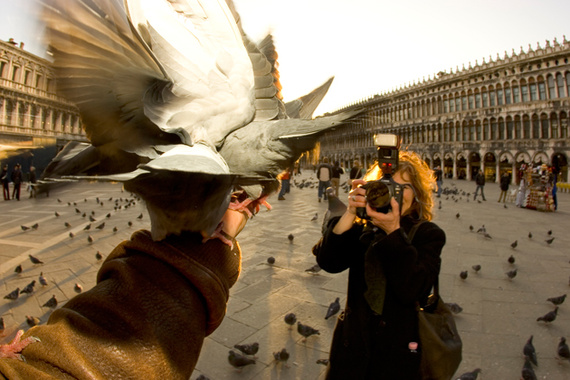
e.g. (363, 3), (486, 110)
(0, 330), (40, 361)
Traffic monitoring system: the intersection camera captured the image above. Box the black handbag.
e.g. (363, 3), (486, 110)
(417, 278), (462, 380)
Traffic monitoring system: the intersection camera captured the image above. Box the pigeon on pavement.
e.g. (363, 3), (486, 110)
(228, 350), (255, 370)
(455, 368), (482, 380)
(233, 342), (259, 357)
(471, 265), (481, 273)
(547, 294), (566, 306)
(523, 335), (537, 366)
(506, 269), (517, 280)
(4, 288), (20, 301)
(459, 271), (468, 280)
(557, 337), (570, 361)
(273, 348), (290, 366)
(39, 273), (48, 287)
(521, 356), (538, 380)
(20, 281), (36, 295)
(42, 295), (58, 309)
(297, 322), (320, 341)
(29, 255), (43, 264)
(284, 313), (297, 328)
(446, 303), (463, 314)
(325, 297), (341, 320)
(536, 307), (558, 323)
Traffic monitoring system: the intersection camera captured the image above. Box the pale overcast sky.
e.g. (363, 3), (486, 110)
(2, 0), (569, 115)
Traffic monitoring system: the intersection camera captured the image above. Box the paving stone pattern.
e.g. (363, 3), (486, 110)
(0, 174), (569, 380)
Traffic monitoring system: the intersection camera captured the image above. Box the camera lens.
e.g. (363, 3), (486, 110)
(365, 181), (391, 210)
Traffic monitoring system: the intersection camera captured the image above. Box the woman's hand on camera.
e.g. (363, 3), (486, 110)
(347, 179), (367, 215)
(366, 197), (401, 234)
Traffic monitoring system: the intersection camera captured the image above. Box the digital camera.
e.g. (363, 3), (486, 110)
(356, 134), (404, 220)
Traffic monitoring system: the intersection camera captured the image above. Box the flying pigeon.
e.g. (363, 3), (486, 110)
(40, 0), (355, 243)
(325, 297), (341, 319)
(523, 335), (537, 366)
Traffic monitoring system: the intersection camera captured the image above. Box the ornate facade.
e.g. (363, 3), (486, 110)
(0, 38), (85, 171)
(318, 37), (570, 183)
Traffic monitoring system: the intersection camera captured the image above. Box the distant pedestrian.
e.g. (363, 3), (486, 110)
(497, 171), (510, 203)
(473, 169), (486, 201)
(29, 166), (37, 198)
(1, 164), (10, 200)
(434, 165), (443, 197)
(277, 167), (291, 200)
(349, 160), (362, 187)
(331, 161), (344, 197)
(316, 158), (333, 202)
(11, 163), (23, 201)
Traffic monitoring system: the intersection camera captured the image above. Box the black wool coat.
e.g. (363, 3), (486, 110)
(314, 216), (446, 380)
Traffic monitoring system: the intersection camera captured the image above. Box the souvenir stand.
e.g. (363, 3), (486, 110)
(520, 167), (555, 212)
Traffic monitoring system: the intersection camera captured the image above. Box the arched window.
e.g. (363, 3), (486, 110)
(496, 84), (504, 106)
(483, 119), (489, 140)
(504, 83), (511, 105)
(443, 95), (449, 113)
(548, 74), (557, 98)
(455, 93), (461, 112)
(468, 90), (474, 109)
(482, 86), (488, 107)
(523, 114), (531, 139)
(455, 122), (461, 141)
(498, 117), (505, 139)
(560, 111), (568, 138)
(506, 116), (513, 139)
(491, 118), (498, 140)
(474, 88), (481, 108)
(532, 114), (540, 138)
(512, 80), (520, 102)
(540, 113), (549, 138)
(514, 115), (521, 139)
(463, 121), (469, 141)
(469, 120), (475, 141)
(557, 73), (566, 98)
(537, 76), (546, 100)
(449, 95), (455, 112)
(550, 112), (558, 139)
(489, 85), (496, 106)
(476, 120), (481, 140)
(461, 91), (467, 111)
(521, 79), (529, 102)
(529, 78), (538, 101)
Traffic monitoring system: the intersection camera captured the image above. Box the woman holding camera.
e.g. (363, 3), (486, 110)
(313, 151), (446, 380)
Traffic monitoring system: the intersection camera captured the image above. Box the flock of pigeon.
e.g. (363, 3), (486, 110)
(1, 192), (145, 336)
(437, 184), (569, 380)
(226, 307), (338, 373)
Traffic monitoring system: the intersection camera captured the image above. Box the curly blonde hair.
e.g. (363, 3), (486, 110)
(364, 151), (435, 221)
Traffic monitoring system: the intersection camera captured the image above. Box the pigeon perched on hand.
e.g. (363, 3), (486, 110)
(40, 0), (355, 243)
(523, 335), (538, 366)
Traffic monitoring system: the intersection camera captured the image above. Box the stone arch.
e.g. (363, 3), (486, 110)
(551, 152), (568, 182)
(532, 152), (548, 165)
(456, 152), (467, 179)
(483, 152), (497, 181)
